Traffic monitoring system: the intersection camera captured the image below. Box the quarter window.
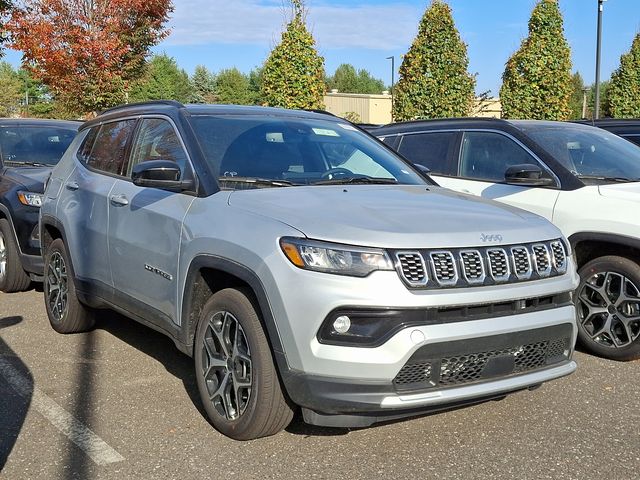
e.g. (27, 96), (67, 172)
(459, 131), (545, 182)
(85, 120), (137, 175)
(397, 132), (457, 175)
(128, 118), (189, 177)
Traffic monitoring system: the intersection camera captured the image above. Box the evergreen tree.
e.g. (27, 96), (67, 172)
(500, 0), (572, 120)
(568, 72), (586, 119)
(328, 64), (385, 94)
(261, 0), (325, 109)
(130, 54), (192, 103)
(215, 68), (254, 105)
(0, 62), (23, 116)
(190, 65), (216, 104)
(248, 67), (263, 105)
(393, 0), (475, 120)
(607, 33), (640, 118)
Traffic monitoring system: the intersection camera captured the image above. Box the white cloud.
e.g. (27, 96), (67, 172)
(165, 0), (421, 50)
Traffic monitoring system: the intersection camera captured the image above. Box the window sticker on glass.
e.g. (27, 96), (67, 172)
(312, 128), (340, 137)
(266, 132), (284, 143)
(337, 123), (358, 131)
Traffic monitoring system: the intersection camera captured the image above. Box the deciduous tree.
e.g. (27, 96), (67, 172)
(327, 64), (385, 94)
(500, 0), (572, 120)
(0, 62), (23, 116)
(607, 33), (640, 118)
(215, 68), (255, 105)
(7, 0), (172, 115)
(393, 0), (475, 120)
(261, 0), (325, 109)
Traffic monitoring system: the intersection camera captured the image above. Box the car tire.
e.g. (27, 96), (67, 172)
(43, 238), (95, 333)
(0, 218), (32, 293)
(194, 288), (294, 440)
(576, 255), (640, 361)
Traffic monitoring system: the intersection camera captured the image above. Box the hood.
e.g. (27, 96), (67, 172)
(228, 185), (560, 249)
(2, 166), (52, 192)
(598, 182), (640, 202)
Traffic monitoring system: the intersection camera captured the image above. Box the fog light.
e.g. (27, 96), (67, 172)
(333, 315), (351, 334)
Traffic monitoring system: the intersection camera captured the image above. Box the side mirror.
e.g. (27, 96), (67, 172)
(504, 164), (554, 187)
(132, 160), (194, 192)
(414, 164), (431, 175)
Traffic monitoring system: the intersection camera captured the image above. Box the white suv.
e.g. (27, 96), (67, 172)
(376, 119), (640, 360)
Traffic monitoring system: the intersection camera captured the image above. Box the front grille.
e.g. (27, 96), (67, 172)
(393, 325), (572, 392)
(393, 239), (568, 289)
(396, 252), (427, 286)
(430, 251), (457, 286)
(532, 244), (552, 277)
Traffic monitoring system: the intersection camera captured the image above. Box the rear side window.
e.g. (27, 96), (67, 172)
(397, 132), (457, 175)
(459, 131), (540, 182)
(82, 119), (136, 176)
(0, 126), (77, 166)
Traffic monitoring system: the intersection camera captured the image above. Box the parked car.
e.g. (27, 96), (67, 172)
(0, 118), (79, 292)
(573, 118), (640, 147)
(375, 118), (640, 361)
(41, 101), (578, 440)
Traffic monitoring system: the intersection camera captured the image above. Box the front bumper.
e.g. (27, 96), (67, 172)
(282, 321), (576, 427)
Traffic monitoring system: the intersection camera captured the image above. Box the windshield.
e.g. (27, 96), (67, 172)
(0, 126), (77, 166)
(190, 115), (427, 189)
(520, 124), (640, 182)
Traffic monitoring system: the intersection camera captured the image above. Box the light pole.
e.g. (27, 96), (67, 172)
(594, 0), (606, 119)
(386, 55), (395, 121)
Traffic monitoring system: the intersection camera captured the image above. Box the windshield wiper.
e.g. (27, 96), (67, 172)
(4, 160), (50, 167)
(575, 175), (636, 183)
(314, 176), (398, 186)
(217, 177), (298, 188)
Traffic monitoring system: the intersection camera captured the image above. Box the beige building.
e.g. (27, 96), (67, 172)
(323, 92), (502, 124)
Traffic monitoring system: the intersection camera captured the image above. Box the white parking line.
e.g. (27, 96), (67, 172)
(0, 356), (124, 466)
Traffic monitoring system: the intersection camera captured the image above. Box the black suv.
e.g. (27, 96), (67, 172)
(573, 118), (640, 147)
(0, 118), (79, 292)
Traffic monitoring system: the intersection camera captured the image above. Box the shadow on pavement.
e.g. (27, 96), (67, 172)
(0, 316), (31, 472)
(94, 310), (204, 417)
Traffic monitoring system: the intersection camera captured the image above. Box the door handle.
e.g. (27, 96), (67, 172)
(65, 181), (79, 191)
(109, 194), (129, 206)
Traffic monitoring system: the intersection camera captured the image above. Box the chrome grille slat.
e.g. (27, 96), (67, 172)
(550, 241), (567, 274)
(532, 244), (552, 277)
(459, 250), (485, 284)
(396, 252), (427, 286)
(511, 246), (532, 279)
(487, 248), (510, 282)
(430, 251), (458, 286)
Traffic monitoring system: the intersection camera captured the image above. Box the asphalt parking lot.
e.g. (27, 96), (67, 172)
(1, 289), (639, 480)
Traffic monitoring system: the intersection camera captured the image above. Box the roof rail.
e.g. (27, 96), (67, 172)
(305, 109), (337, 117)
(99, 100), (185, 116)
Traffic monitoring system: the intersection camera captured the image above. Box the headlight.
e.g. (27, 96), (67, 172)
(17, 191), (43, 207)
(280, 237), (393, 277)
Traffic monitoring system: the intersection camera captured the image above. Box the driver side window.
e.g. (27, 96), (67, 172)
(128, 118), (189, 177)
(459, 131), (545, 182)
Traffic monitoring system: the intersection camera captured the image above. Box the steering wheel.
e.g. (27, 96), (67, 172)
(321, 167), (353, 179)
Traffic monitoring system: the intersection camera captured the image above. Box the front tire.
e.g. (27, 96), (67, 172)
(0, 218), (31, 293)
(43, 238), (95, 333)
(576, 255), (640, 361)
(194, 288), (293, 440)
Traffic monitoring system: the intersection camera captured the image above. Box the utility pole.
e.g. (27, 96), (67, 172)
(594, 0), (606, 119)
(386, 56), (395, 122)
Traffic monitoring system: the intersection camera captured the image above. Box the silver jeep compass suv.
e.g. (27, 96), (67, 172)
(41, 101), (578, 440)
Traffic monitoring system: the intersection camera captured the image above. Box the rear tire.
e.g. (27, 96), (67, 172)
(576, 255), (640, 361)
(194, 288), (293, 440)
(43, 238), (95, 333)
(0, 218), (31, 293)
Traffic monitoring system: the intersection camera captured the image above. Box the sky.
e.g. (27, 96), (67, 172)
(4, 0), (640, 96)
